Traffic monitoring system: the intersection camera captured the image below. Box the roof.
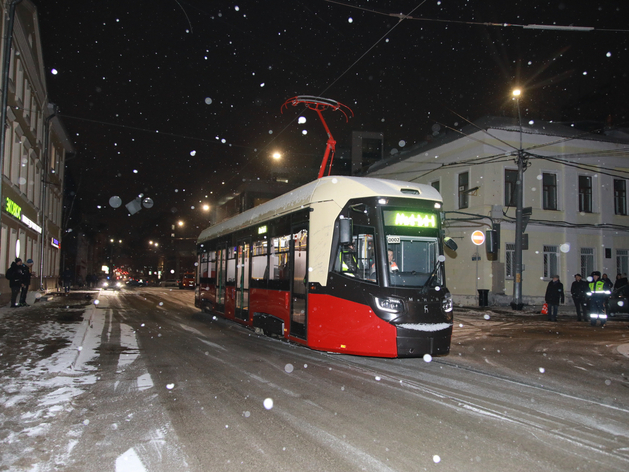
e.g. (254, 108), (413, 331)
(197, 176), (442, 244)
(367, 116), (629, 174)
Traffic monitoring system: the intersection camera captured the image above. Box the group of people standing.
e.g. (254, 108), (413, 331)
(544, 271), (626, 326)
(5, 258), (34, 307)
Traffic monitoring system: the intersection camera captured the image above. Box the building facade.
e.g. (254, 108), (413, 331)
(1, 0), (73, 304)
(366, 117), (629, 306)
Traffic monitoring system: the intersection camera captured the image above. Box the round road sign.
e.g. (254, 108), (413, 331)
(471, 230), (485, 246)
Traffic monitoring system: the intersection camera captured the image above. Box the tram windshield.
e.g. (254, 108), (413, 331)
(382, 209), (442, 288)
(385, 236), (440, 287)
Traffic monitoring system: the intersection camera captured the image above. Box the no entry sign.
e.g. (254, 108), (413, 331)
(471, 230), (485, 246)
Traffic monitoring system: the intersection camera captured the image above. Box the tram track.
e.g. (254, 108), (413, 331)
(327, 354), (629, 468)
(106, 288), (629, 470)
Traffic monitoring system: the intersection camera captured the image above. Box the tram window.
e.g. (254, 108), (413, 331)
(199, 252), (213, 284)
(209, 251), (216, 279)
(226, 246), (236, 284)
(269, 235), (291, 290)
(251, 239), (269, 287)
(333, 225), (377, 283)
(386, 236), (439, 287)
(200, 253), (209, 278)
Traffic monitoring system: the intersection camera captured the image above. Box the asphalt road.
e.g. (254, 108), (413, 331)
(2, 288), (629, 471)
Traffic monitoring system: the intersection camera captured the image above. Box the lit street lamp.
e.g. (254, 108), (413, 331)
(511, 88), (528, 310)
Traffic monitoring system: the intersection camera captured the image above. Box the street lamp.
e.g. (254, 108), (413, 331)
(272, 151), (282, 160)
(511, 88), (527, 310)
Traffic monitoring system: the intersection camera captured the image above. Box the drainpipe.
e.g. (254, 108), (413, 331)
(39, 103), (57, 291)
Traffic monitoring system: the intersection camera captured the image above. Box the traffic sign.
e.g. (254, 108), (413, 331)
(471, 230), (485, 246)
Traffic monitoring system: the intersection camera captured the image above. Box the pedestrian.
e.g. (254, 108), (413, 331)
(544, 275), (564, 321)
(570, 274), (589, 321)
(601, 273), (614, 291)
(614, 273), (628, 290)
(62, 268), (73, 293)
(19, 259), (34, 306)
(586, 271), (611, 327)
(5, 258), (25, 307)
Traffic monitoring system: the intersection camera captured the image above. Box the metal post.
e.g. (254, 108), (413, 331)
(511, 92), (525, 310)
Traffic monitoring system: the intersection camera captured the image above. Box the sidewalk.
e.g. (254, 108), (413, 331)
(0, 291), (101, 469)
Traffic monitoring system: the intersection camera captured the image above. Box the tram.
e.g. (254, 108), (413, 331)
(195, 176), (457, 358)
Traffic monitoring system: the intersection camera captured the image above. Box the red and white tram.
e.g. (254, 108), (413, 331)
(195, 176), (457, 358)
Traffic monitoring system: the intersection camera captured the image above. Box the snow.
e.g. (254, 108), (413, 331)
(0, 295), (183, 470)
(398, 322), (452, 332)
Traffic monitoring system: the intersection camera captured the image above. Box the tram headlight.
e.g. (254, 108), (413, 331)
(375, 297), (404, 314)
(442, 292), (453, 314)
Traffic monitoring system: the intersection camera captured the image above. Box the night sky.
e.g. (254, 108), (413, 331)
(35, 0), (629, 250)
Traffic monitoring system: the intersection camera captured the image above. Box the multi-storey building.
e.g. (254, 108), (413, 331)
(366, 117), (629, 306)
(1, 0), (74, 304)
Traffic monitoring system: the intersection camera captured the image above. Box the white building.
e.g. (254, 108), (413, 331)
(1, 0), (74, 303)
(366, 117), (629, 306)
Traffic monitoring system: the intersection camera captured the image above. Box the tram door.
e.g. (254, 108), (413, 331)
(290, 226), (308, 338)
(235, 240), (250, 321)
(216, 247), (226, 312)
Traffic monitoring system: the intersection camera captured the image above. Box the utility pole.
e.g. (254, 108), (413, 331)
(511, 89), (527, 310)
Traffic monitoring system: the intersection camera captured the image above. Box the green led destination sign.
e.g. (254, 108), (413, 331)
(383, 210), (437, 228)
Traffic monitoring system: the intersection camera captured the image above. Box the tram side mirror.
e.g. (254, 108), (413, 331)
(444, 237), (458, 252)
(339, 218), (353, 245)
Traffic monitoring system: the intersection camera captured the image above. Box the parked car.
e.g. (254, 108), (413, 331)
(126, 279), (146, 287)
(606, 285), (629, 317)
(179, 272), (195, 289)
(159, 279), (179, 288)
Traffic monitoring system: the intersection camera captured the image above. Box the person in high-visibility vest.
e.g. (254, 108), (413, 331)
(339, 243), (358, 274)
(586, 271), (611, 327)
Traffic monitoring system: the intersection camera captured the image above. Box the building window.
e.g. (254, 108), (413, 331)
(430, 180), (440, 193)
(505, 243), (515, 279)
(581, 247), (594, 278)
(617, 250), (628, 278)
(614, 179), (627, 216)
(543, 245), (559, 279)
(504, 169), (517, 207)
(578, 176), (592, 213)
(542, 173), (558, 210)
(458, 172), (469, 209)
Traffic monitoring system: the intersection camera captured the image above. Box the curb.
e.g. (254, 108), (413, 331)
(70, 291), (100, 371)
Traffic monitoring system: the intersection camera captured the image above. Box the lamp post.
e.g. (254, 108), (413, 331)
(511, 88), (526, 310)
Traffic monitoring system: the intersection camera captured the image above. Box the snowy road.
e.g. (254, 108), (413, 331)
(2, 288), (629, 471)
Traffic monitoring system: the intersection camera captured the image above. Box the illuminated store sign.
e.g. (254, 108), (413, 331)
(51, 237), (60, 248)
(5, 197), (21, 218)
(258, 225), (267, 234)
(383, 210), (437, 228)
(5, 197), (42, 233)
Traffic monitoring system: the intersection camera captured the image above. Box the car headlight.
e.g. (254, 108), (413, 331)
(375, 297), (404, 314)
(103, 281), (109, 287)
(116, 281), (122, 287)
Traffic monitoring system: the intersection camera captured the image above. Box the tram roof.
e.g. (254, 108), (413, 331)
(197, 176), (442, 244)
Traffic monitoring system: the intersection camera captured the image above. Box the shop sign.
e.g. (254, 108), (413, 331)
(5, 197), (42, 233)
(51, 237), (60, 249)
(5, 197), (21, 219)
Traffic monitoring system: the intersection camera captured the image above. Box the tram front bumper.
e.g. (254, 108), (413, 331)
(395, 323), (452, 357)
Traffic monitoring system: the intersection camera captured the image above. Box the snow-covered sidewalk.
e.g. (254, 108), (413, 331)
(0, 292), (102, 469)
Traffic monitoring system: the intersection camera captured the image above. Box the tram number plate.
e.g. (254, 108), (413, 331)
(387, 236), (401, 244)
